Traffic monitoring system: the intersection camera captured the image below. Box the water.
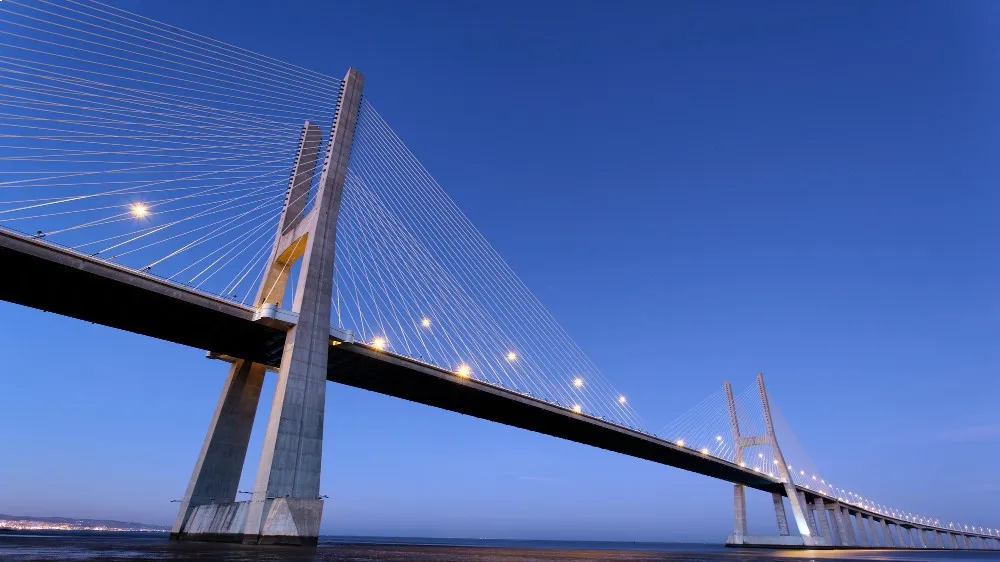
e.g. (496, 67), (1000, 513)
(1, 532), (999, 561)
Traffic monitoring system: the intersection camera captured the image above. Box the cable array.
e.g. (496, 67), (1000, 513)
(655, 382), (782, 479)
(0, 0), (339, 299)
(773, 407), (998, 537)
(660, 381), (1000, 536)
(333, 100), (644, 429)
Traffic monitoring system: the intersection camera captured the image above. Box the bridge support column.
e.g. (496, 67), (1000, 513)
(915, 527), (927, 548)
(771, 493), (789, 536)
(170, 360), (266, 540)
(240, 68), (364, 547)
(170, 68), (365, 547)
(838, 507), (856, 546)
(883, 521), (897, 547)
(732, 484), (747, 538)
(897, 525), (910, 548)
(855, 513), (869, 546)
(799, 492), (818, 536)
(827, 506), (846, 546)
(812, 498), (834, 544)
(867, 517), (881, 547)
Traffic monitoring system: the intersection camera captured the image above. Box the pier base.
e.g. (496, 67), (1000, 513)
(170, 498), (323, 546)
(726, 534), (830, 548)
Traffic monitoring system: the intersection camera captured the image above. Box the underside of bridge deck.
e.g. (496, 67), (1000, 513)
(0, 229), (285, 366)
(327, 344), (785, 495)
(1, 227), (784, 496)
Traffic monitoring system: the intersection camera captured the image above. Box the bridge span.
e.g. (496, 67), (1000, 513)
(2, 227), (997, 550)
(0, 2), (997, 549)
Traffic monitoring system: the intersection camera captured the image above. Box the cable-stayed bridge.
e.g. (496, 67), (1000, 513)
(0, 0), (996, 550)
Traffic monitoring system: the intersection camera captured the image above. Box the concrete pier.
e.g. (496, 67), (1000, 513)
(813, 498), (834, 544)
(733, 484), (747, 538)
(171, 68), (365, 547)
(855, 513), (870, 546)
(241, 68), (364, 547)
(827, 506), (846, 546)
(170, 360), (266, 539)
(771, 493), (789, 536)
(800, 492), (819, 536)
(882, 520), (896, 547)
(870, 517), (881, 546)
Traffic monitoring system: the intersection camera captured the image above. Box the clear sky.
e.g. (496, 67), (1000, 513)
(0, 0), (997, 542)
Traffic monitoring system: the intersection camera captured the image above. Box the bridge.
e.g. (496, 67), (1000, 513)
(0, 0), (997, 550)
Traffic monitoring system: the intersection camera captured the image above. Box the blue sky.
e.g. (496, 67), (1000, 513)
(0, 0), (998, 541)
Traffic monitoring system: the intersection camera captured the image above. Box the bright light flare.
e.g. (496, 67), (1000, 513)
(130, 202), (149, 218)
(371, 336), (387, 351)
(572, 377), (583, 388)
(700, 448), (709, 455)
(618, 395), (627, 404)
(572, 404), (582, 413)
(420, 318), (431, 328)
(456, 363), (471, 378)
(506, 351), (517, 362)
(675, 439), (685, 447)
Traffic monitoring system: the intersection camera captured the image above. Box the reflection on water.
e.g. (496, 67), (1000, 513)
(0, 533), (998, 561)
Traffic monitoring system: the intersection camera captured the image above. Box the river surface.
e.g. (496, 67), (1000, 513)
(1, 533), (999, 561)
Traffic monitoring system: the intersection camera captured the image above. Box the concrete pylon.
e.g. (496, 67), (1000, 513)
(754, 375), (818, 542)
(723, 381), (747, 540)
(240, 68), (364, 546)
(170, 117), (322, 542)
(171, 68), (365, 547)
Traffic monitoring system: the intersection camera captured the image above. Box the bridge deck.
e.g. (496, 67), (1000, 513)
(3, 228), (995, 541)
(0, 227), (782, 494)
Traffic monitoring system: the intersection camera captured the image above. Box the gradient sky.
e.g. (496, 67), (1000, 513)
(0, 0), (998, 542)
